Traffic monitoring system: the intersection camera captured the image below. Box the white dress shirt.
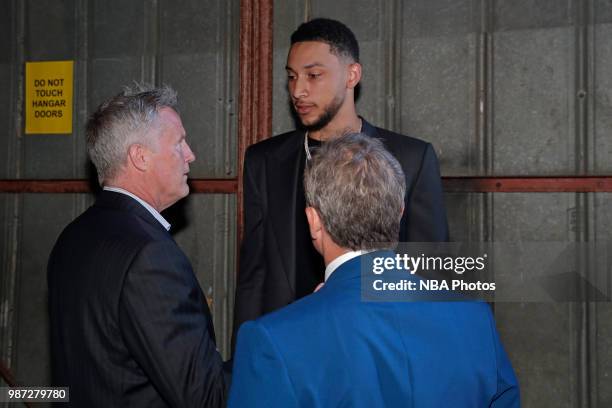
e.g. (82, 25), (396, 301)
(324, 250), (370, 281)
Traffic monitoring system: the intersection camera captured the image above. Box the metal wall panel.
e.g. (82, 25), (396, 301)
(0, 1), (14, 181)
(594, 192), (612, 407)
(0, 75), (9, 176)
(169, 194), (237, 358)
(23, 0), (80, 179)
(0, 2), (25, 392)
(17, 0), (238, 181)
(493, 0), (573, 30)
(493, 193), (577, 407)
(14, 194), (85, 387)
(92, 1), (147, 57)
(89, 0), (151, 119)
(497, 303), (575, 406)
(401, 0), (479, 175)
(403, 0), (480, 37)
(444, 192), (487, 241)
(591, 3), (612, 405)
(0, 194), (20, 379)
(0, 0), (609, 403)
(399, 0), (483, 244)
(593, 22), (612, 173)
(401, 34), (477, 174)
(160, 0), (238, 178)
(493, 27), (575, 175)
(26, 0), (77, 59)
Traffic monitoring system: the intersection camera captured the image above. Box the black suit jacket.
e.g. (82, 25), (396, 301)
(48, 191), (226, 407)
(232, 120), (449, 348)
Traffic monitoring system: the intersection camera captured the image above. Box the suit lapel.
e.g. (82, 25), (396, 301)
(362, 118), (402, 166)
(267, 131), (305, 294)
(361, 118), (380, 139)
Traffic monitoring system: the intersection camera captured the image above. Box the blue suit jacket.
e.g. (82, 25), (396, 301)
(229, 253), (519, 407)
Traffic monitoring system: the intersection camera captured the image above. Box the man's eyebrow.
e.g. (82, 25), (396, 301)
(285, 62), (326, 70)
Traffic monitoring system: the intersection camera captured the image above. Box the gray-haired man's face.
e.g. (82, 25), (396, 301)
(146, 107), (195, 211)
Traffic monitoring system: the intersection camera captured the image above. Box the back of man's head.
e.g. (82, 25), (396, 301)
(304, 133), (405, 250)
(86, 83), (177, 185)
(291, 18), (359, 63)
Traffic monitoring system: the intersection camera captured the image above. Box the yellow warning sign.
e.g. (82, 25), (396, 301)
(25, 60), (73, 134)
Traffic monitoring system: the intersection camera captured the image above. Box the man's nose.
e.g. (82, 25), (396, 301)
(184, 141), (196, 163)
(290, 75), (308, 100)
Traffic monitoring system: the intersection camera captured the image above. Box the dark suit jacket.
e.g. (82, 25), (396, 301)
(229, 252), (519, 407)
(233, 119), (449, 347)
(48, 190), (226, 407)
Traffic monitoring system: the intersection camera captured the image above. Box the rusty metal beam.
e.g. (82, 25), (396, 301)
(442, 176), (612, 193)
(189, 179), (238, 194)
(1, 176), (612, 194)
(0, 179), (238, 194)
(0, 180), (93, 193)
(237, 0), (274, 245)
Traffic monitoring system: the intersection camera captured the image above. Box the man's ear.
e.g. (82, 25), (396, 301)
(127, 143), (150, 172)
(305, 206), (323, 241)
(346, 62), (362, 89)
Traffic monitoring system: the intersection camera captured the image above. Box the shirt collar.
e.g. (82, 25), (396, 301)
(103, 186), (171, 231)
(325, 250), (368, 281)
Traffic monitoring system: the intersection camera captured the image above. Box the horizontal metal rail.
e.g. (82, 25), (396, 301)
(0, 179), (238, 194)
(0, 176), (611, 194)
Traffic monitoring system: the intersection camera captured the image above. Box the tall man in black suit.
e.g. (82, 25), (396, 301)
(48, 85), (226, 407)
(232, 18), (449, 347)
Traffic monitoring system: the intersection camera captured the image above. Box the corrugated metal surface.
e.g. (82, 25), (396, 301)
(0, 0), (610, 406)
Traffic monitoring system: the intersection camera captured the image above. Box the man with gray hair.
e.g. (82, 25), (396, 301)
(48, 84), (226, 407)
(229, 134), (519, 407)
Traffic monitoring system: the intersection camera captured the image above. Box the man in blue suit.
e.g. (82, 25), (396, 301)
(229, 133), (519, 407)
